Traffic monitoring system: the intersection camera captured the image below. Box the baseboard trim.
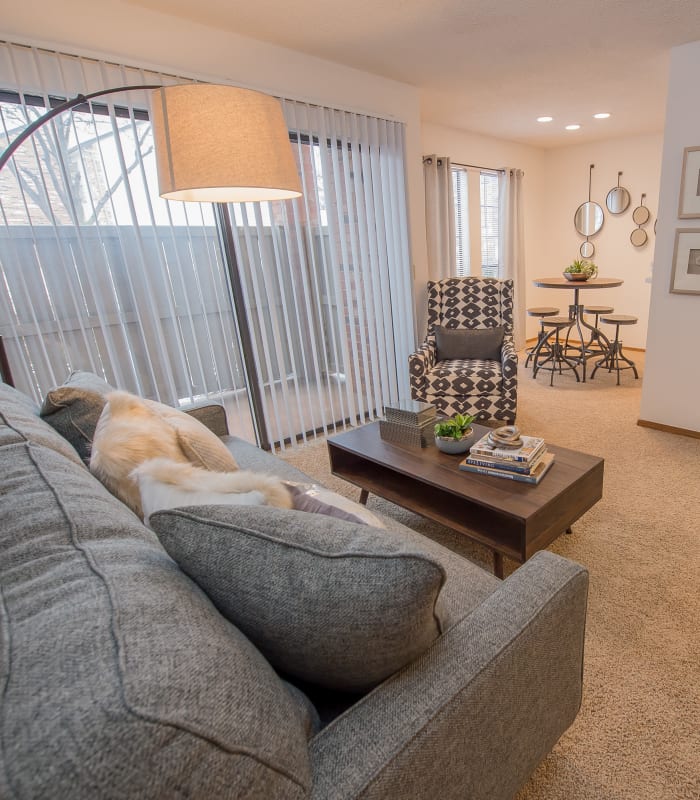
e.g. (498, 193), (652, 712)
(637, 419), (700, 439)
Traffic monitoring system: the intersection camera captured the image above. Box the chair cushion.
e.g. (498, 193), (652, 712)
(435, 325), (504, 361)
(39, 371), (115, 464)
(0, 438), (311, 798)
(426, 359), (503, 397)
(150, 504), (448, 692)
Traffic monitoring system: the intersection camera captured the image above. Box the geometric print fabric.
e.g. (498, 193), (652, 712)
(410, 278), (518, 424)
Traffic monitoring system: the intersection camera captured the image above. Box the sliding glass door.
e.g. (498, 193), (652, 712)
(0, 42), (414, 449)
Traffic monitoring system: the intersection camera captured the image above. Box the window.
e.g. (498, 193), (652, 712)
(451, 166), (502, 277)
(480, 172), (500, 278)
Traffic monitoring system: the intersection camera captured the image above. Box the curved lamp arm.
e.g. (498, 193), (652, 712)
(0, 84), (161, 173)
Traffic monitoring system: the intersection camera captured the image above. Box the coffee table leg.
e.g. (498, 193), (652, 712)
(565, 527), (573, 534)
(493, 552), (504, 579)
(359, 489), (369, 505)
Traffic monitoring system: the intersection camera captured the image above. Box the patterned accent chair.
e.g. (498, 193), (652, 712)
(409, 277), (518, 424)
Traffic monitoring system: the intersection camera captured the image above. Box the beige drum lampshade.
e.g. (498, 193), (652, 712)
(151, 84), (302, 203)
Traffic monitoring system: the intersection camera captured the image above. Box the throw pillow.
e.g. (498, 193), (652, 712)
(435, 325), (505, 361)
(284, 482), (385, 527)
(90, 391), (239, 518)
(132, 457), (292, 526)
(39, 371), (115, 463)
(150, 504), (447, 692)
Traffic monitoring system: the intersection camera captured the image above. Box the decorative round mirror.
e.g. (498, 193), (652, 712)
(632, 193), (650, 225)
(580, 240), (595, 258)
(630, 228), (648, 247)
(606, 172), (631, 214)
(574, 201), (604, 236)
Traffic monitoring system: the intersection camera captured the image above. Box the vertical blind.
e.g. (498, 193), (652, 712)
(0, 41), (414, 449)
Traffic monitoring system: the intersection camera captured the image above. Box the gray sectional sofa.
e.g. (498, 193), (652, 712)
(0, 375), (589, 799)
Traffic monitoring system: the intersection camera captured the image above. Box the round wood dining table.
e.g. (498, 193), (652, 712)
(532, 276), (624, 380)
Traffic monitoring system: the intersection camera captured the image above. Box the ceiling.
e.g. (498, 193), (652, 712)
(131, 0), (700, 149)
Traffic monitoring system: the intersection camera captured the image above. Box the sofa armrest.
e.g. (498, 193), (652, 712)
(309, 551), (588, 800)
(408, 340), (437, 401)
(183, 402), (229, 437)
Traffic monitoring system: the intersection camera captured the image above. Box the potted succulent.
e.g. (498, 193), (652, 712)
(434, 413), (476, 454)
(563, 259), (598, 281)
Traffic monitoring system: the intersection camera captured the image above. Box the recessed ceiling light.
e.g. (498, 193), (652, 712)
(565, 124), (581, 131)
(593, 112), (611, 119)
(537, 116), (553, 123)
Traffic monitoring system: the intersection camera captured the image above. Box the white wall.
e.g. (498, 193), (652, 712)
(420, 123), (546, 339)
(1, 0), (428, 339)
(539, 135), (663, 349)
(639, 41), (700, 433)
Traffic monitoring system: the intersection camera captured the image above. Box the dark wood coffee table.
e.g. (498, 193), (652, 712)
(327, 422), (604, 577)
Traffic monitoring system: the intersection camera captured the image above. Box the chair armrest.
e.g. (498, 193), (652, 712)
(183, 402), (229, 437)
(310, 551), (588, 800)
(501, 334), (518, 374)
(409, 340), (437, 401)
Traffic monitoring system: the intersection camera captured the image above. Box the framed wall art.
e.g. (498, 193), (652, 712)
(670, 228), (700, 294)
(678, 146), (700, 218)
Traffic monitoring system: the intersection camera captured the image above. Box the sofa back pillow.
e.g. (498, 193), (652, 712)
(150, 504), (448, 693)
(39, 370), (115, 463)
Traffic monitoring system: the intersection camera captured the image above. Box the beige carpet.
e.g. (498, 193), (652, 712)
(279, 351), (700, 800)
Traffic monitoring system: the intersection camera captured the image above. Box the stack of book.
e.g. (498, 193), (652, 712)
(379, 400), (436, 448)
(459, 430), (554, 484)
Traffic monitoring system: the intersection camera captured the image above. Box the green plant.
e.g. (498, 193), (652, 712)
(564, 259), (598, 278)
(434, 413), (475, 440)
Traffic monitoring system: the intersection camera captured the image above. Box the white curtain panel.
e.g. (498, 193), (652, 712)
(499, 168), (526, 350)
(423, 155), (456, 281)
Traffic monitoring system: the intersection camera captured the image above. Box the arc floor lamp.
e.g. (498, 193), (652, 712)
(0, 82), (302, 445)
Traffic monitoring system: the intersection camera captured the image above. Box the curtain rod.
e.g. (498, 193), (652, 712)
(452, 160), (505, 174)
(423, 155), (505, 174)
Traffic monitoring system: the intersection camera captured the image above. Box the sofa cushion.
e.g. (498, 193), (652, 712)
(39, 371), (115, 463)
(435, 325), (505, 361)
(150, 504), (448, 692)
(0, 438), (311, 799)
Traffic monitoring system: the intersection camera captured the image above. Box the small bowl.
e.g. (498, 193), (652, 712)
(435, 429), (474, 454)
(563, 272), (590, 281)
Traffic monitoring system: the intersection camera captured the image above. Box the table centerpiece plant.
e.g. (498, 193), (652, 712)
(563, 259), (598, 281)
(434, 413), (476, 454)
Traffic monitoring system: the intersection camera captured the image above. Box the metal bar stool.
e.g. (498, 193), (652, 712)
(525, 306), (560, 367)
(582, 305), (614, 358)
(591, 314), (639, 385)
(532, 316), (581, 386)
